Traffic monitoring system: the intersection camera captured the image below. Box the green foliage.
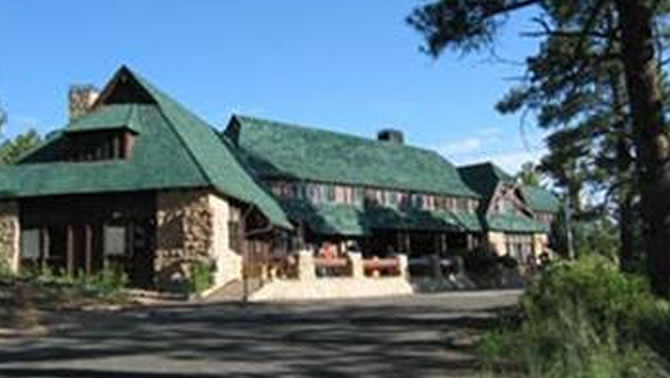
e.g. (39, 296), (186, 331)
(18, 264), (128, 298)
(516, 161), (542, 186)
(0, 129), (42, 164)
(84, 268), (129, 296)
(0, 257), (14, 279)
(479, 255), (670, 377)
(187, 259), (215, 294)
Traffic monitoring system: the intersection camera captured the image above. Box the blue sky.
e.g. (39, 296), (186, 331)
(0, 1), (545, 173)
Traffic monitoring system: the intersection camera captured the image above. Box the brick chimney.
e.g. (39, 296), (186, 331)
(68, 84), (100, 121)
(377, 129), (404, 144)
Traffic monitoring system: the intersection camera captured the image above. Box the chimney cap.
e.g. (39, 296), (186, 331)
(377, 128), (404, 144)
(68, 84), (100, 121)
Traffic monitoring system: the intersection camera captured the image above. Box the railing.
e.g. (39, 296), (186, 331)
(270, 250), (409, 281)
(363, 257), (401, 277)
(314, 257), (351, 277)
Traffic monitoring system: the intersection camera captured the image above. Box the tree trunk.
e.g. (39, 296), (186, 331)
(616, 1), (670, 294)
(611, 72), (637, 273)
(619, 183), (636, 272)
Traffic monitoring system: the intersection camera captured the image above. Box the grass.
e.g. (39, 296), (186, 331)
(0, 266), (134, 331)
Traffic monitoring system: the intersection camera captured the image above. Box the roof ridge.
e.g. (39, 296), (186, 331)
(234, 114), (439, 156)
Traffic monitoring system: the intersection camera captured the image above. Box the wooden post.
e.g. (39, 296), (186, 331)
(467, 234), (474, 250)
(40, 227), (49, 271)
(85, 224), (92, 276)
(66, 225), (74, 277)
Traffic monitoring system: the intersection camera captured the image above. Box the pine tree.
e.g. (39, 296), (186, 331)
(408, 1), (670, 293)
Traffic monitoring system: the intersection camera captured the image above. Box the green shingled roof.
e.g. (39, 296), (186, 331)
(484, 213), (549, 233)
(521, 185), (561, 213)
(226, 115), (479, 199)
(1, 66), (292, 229)
(280, 199), (482, 236)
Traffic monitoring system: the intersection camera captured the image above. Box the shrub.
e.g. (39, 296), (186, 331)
(0, 257), (13, 279)
(187, 259), (215, 294)
(479, 255), (669, 377)
(86, 267), (129, 295)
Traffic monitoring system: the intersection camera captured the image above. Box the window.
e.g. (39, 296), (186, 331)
(364, 188), (379, 206)
(335, 186), (346, 203)
(271, 182), (282, 197)
(104, 226), (127, 256)
(326, 185), (336, 202)
(228, 221), (242, 252)
(505, 234), (534, 262)
(412, 193), (423, 209)
(21, 229), (41, 260)
(354, 187), (364, 205)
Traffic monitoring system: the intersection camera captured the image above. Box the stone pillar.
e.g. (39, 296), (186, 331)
(0, 201), (19, 274)
(349, 252), (365, 279)
(486, 232), (507, 256)
(298, 249), (316, 281)
(155, 190), (214, 292)
(397, 254), (408, 279)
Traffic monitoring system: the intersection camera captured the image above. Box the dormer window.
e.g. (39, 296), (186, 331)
(65, 129), (136, 162)
(60, 103), (142, 162)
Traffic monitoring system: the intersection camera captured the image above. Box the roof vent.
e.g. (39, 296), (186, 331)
(377, 129), (404, 144)
(68, 84), (100, 121)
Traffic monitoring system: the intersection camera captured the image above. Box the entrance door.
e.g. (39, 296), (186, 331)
(127, 220), (155, 289)
(69, 224), (100, 277)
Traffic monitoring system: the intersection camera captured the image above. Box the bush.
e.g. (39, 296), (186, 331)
(86, 268), (129, 295)
(187, 259), (215, 294)
(0, 257), (13, 279)
(479, 255), (670, 377)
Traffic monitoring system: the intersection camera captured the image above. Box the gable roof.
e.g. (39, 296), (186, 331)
(225, 115), (479, 198)
(458, 161), (554, 233)
(457, 162), (513, 208)
(1, 66), (291, 229)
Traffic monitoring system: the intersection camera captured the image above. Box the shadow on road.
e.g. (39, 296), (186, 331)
(0, 292), (519, 377)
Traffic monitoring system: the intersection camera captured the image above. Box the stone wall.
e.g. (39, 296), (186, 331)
(208, 194), (242, 287)
(155, 190), (214, 291)
(154, 190), (243, 292)
(0, 201), (19, 273)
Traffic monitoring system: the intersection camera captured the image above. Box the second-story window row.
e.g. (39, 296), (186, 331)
(268, 180), (478, 213)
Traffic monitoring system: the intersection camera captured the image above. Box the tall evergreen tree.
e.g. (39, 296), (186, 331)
(408, 1), (670, 293)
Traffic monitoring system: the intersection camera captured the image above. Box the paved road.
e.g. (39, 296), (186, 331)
(0, 290), (521, 378)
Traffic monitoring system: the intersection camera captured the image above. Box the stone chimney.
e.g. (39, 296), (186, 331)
(68, 84), (100, 121)
(377, 129), (404, 144)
